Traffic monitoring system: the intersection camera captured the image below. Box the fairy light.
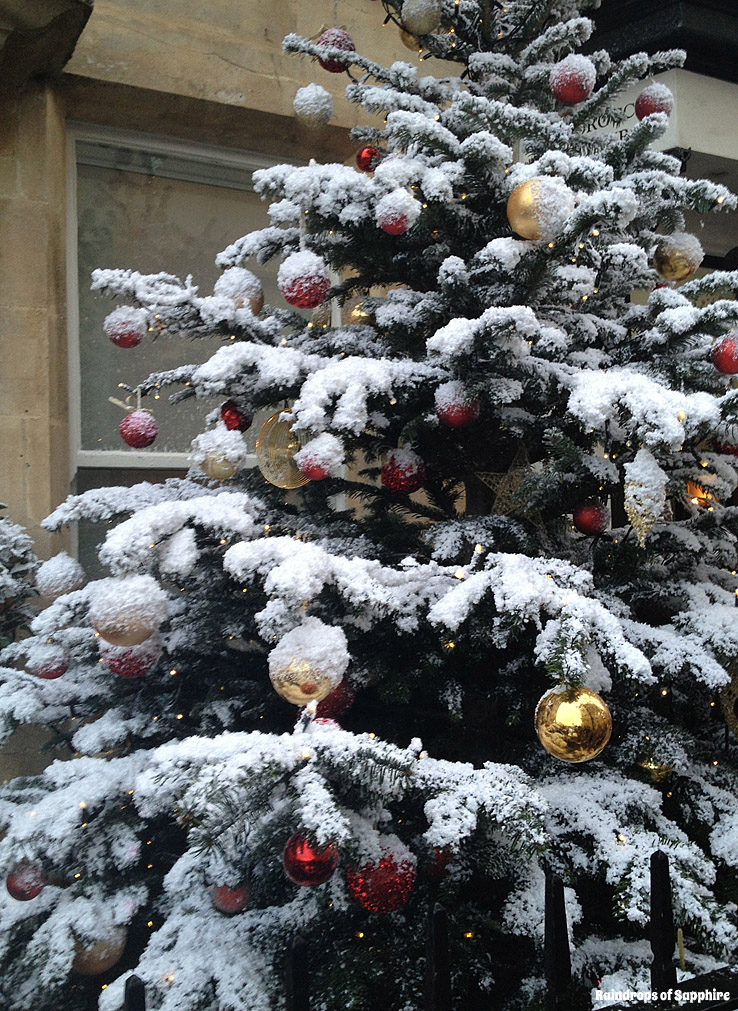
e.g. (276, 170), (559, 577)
(169, 669), (178, 676)
(464, 931), (475, 939)
(454, 568), (466, 580)
(617, 832), (627, 844)
(79, 801), (87, 810)
(176, 714), (184, 720)
(474, 543), (483, 553)
(700, 460), (709, 468)
(301, 748), (312, 760)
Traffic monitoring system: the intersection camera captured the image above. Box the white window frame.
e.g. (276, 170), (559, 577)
(65, 123), (287, 477)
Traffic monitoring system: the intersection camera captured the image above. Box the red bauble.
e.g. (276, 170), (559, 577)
(437, 402), (479, 428)
(210, 882), (250, 914)
(312, 717), (341, 729)
(356, 146), (380, 172)
(381, 450), (425, 494)
(572, 500), (609, 536)
(104, 308), (147, 348)
(716, 442), (738, 457)
(317, 28), (355, 73)
(119, 410), (158, 449)
(549, 56), (595, 105)
(30, 659), (68, 680)
(280, 274), (331, 309)
(378, 212), (409, 235)
(6, 861), (45, 901)
(314, 681), (355, 719)
(282, 833), (338, 886)
(346, 850), (416, 913)
(425, 846), (452, 882)
(296, 455), (329, 481)
(635, 84), (674, 121)
(712, 337), (738, 375)
(220, 400), (254, 432)
(100, 649), (157, 680)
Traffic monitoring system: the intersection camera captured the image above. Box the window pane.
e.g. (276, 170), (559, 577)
(77, 150), (280, 454)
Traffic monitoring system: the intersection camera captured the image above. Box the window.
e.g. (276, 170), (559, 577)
(66, 126), (284, 571)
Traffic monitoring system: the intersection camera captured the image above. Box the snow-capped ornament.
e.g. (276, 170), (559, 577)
(214, 266), (264, 315)
(278, 251), (331, 309)
(35, 551), (85, 599)
(293, 83), (334, 128)
(282, 834), (338, 886)
(346, 848), (416, 912)
(549, 55), (596, 105)
(27, 643), (68, 680)
(535, 684), (612, 763)
(401, 0), (441, 36)
(435, 381), (480, 429)
(572, 500), (608, 536)
(72, 926), (127, 975)
(316, 28), (355, 73)
(201, 453), (240, 481)
(119, 409), (158, 449)
(376, 189), (422, 235)
(711, 336), (738, 375)
(268, 617), (349, 705)
(256, 412), (311, 489)
(653, 232), (703, 281)
(89, 574), (168, 647)
(635, 83), (674, 121)
(294, 432), (344, 481)
(99, 638), (161, 679)
(220, 400), (253, 433)
(6, 861), (45, 900)
(210, 882), (251, 914)
(356, 146), (381, 173)
(381, 448), (426, 494)
(103, 306), (148, 348)
(506, 177), (575, 242)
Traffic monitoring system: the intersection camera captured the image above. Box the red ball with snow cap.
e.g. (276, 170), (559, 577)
(381, 449), (426, 494)
(317, 28), (355, 73)
(549, 55), (596, 105)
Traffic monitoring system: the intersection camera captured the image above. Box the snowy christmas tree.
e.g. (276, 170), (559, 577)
(4, 1), (738, 1008)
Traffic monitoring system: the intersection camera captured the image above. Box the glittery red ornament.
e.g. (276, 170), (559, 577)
(282, 833), (338, 886)
(346, 850), (416, 912)
(220, 400), (254, 432)
(549, 56), (595, 105)
(635, 84), (674, 121)
(28, 645), (68, 680)
(712, 336), (738, 375)
(572, 500), (609, 536)
(381, 449), (425, 494)
(120, 410), (158, 448)
(317, 28), (355, 73)
(104, 308), (147, 348)
(356, 146), (380, 172)
(100, 648), (158, 680)
(210, 881), (250, 914)
(378, 212), (409, 235)
(6, 861), (45, 900)
(314, 681), (355, 719)
(435, 382), (480, 429)
(296, 454), (329, 481)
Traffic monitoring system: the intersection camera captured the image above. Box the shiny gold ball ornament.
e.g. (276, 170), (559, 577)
(72, 926), (127, 975)
(256, 412), (311, 490)
(268, 617), (349, 705)
(535, 684), (612, 762)
(89, 575), (168, 648)
(653, 232), (704, 281)
(201, 453), (239, 482)
(506, 177), (575, 242)
(401, 0), (441, 36)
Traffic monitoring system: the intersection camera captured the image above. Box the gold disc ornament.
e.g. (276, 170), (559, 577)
(201, 453), (239, 482)
(256, 412), (311, 489)
(72, 926), (127, 975)
(535, 684), (612, 762)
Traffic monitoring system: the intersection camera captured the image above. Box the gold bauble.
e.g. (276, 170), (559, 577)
(399, 28), (420, 50)
(269, 658), (336, 705)
(201, 453), (239, 482)
(653, 239), (702, 281)
(255, 412), (311, 490)
(535, 685), (612, 763)
(72, 926), (127, 975)
(234, 288), (264, 316)
(401, 0), (441, 36)
(506, 179), (547, 241)
(93, 616), (156, 648)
